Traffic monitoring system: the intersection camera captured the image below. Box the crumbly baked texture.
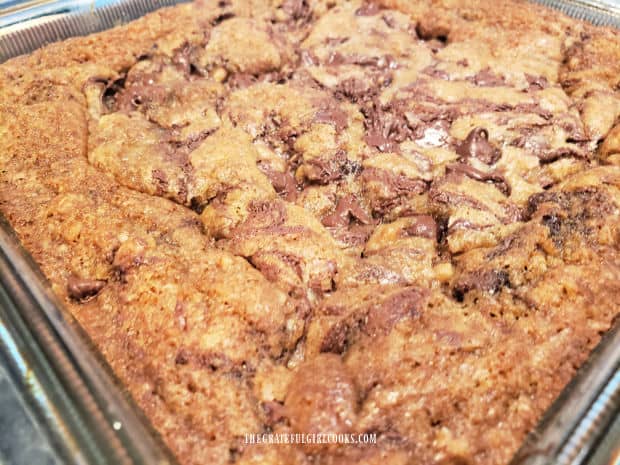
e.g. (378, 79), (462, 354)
(1, 1), (620, 464)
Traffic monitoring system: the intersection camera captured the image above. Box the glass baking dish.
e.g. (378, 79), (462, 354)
(0, 1), (619, 464)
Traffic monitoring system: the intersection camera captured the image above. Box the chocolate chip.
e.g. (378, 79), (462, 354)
(67, 276), (106, 302)
(455, 127), (502, 165)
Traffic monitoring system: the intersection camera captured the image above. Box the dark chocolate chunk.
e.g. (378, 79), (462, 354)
(282, 0), (311, 21)
(382, 14), (397, 28)
(300, 150), (352, 184)
(332, 223), (375, 247)
(525, 74), (548, 91)
(362, 168), (428, 195)
(172, 42), (204, 77)
(314, 106), (348, 131)
(429, 184), (488, 212)
(353, 54), (398, 69)
(226, 73), (257, 89)
(320, 321), (350, 354)
(152, 169), (169, 196)
(263, 401), (287, 425)
(322, 194), (372, 228)
(362, 99), (413, 152)
(402, 215), (438, 240)
(67, 276), (106, 302)
(335, 78), (375, 102)
(246, 200), (288, 228)
(446, 162), (511, 196)
(541, 213), (562, 238)
(364, 132), (400, 153)
(485, 234), (518, 260)
(453, 270), (510, 301)
(455, 127), (502, 165)
(175, 349), (190, 365)
(355, 2), (381, 16)
(300, 49), (319, 66)
(468, 67), (505, 87)
(435, 330), (462, 346)
(415, 22), (449, 44)
(422, 66), (450, 80)
(362, 168), (429, 215)
(364, 287), (427, 336)
(512, 103), (553, 120)
(525, 189), (614, 246)
(116, 81), (168, 112)
(327, 51), (347, 66)
(212, 12), (235, 26)
(258, 163), (298, 201)
(447, 218), (493, 233)
(537, 146), (587, 164)
(100, 77), (127, 111)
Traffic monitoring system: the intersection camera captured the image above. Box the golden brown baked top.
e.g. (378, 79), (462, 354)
(1, 1), (620, 464)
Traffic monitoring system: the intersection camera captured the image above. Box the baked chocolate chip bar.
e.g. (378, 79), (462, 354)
(1, 0), (619, 464)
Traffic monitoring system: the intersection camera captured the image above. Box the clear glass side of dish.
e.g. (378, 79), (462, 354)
(530, 0), (620, 27)
(0, 1), (619, 465)
(0, 217), (177, 465)
(0, 0), (191, 62)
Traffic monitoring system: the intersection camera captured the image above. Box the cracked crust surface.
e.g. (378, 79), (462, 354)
(1, 1), (620, 464)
